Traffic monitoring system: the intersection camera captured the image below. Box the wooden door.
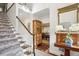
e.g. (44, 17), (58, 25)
(33, 20), (42, 48)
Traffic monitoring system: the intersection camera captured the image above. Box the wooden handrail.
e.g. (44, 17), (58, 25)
(16, 16), (33, 35)
(6, 3), (14, 13)
(6, 3), (33, 35)
(6, 3), (35, 56)
(16, 16), (35, 56)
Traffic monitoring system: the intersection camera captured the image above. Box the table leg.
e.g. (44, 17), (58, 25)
(64, 49), (70, 56)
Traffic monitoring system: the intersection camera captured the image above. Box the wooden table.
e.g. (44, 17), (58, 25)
(55, 43), (79, 56)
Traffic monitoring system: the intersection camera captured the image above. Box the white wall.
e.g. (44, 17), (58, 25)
(7, 3), (33, 47)
(16, 4), (33, 47)
(7, 3), (18, 30)
(33, 8), (50, 34)
(49, 3), (72, 55)
(17, 18), (33, 46)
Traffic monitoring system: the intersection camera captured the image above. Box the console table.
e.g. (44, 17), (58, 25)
(55, 43), (79, 56)
(55, 31), (79, 56)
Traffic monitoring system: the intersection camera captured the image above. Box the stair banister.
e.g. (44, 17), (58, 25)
(16, 16), (35, 56)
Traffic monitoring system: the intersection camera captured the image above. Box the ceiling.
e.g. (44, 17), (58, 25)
(19, 3), (33, 11)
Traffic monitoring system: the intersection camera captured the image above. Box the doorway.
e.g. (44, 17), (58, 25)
(33, 20), (50, 53)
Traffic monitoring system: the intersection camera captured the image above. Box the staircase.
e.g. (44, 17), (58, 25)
(0, 12), (32, 56)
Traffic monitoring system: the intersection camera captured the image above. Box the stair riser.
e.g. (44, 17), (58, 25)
(0, 12), (24, 56)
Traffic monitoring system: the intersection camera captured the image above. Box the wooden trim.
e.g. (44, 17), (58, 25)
(58, 3), (79, 24)
(6, 3), (14, 13)
(58, 3), (79, 14)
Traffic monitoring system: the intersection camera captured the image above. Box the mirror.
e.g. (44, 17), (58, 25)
(59, 10), (77, 30)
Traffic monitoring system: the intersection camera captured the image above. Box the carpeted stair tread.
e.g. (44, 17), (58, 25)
(0, 12), (24, 56)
